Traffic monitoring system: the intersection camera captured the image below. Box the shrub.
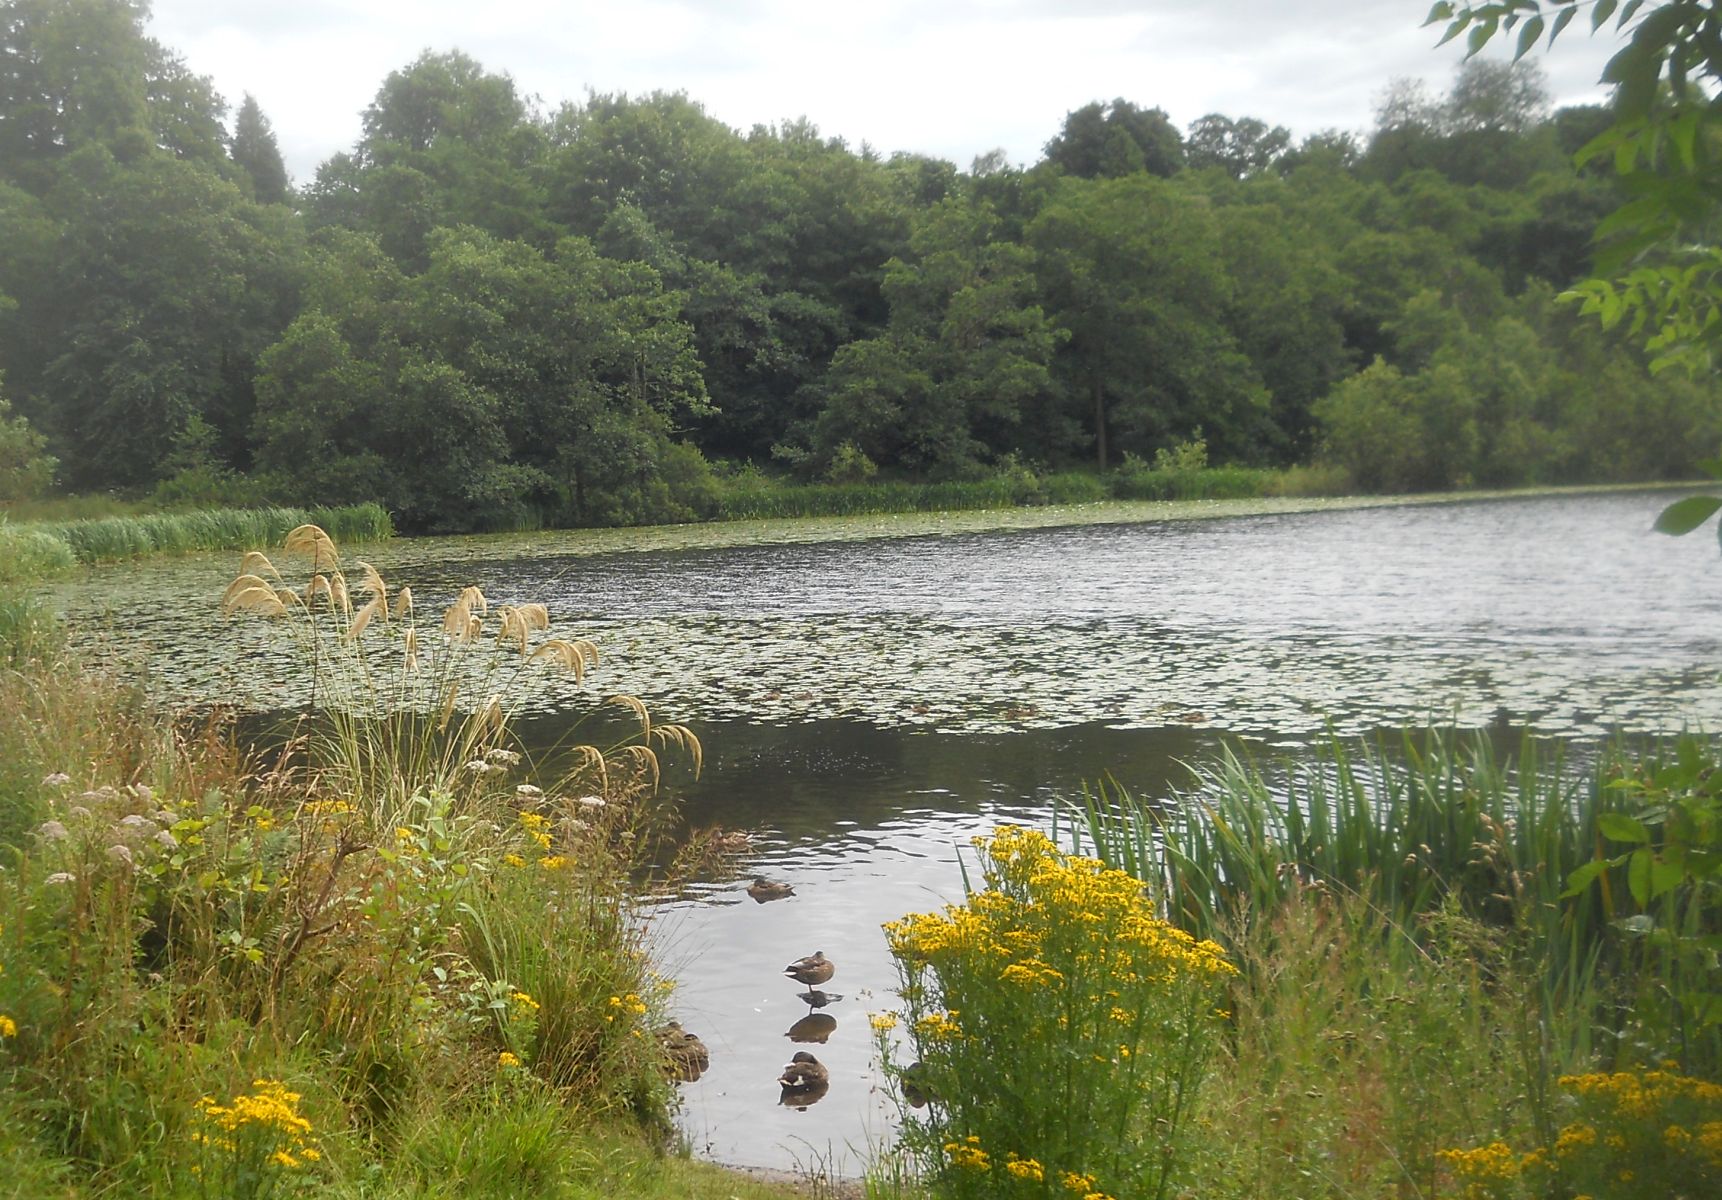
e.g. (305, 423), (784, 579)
(879, 826), (1235, 1200)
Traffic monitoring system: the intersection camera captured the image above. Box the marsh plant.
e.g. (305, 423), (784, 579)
(877, 826), (1235, 1200)
(0, 523), (706, 1193)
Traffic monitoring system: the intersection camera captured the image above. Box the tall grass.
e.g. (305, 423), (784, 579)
(17, 502), (392, 567)
(0, 522), (77, 582)
(1062, 730), (1701, 1069)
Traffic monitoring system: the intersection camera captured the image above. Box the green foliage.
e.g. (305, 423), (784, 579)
(17, 502), (390, 565)
(0, 523), (75, 582)
(0, 383), (55, 500)
(1430, 1), (1722, 373)
(880, 826), (1234, 1200)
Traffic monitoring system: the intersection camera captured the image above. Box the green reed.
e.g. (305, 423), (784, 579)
(19, 502), (392, 565)
(1062, 730), (1639, 1065)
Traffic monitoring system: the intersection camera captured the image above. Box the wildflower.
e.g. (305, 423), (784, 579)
(503, 853), (526, 869)
(486, 748), (522, 767)
(105, 844), (134, 868)
(943, 1134), (990, 1171)
(539, 855), (567, 870)
(34, 820), (67, 841)
(1005, 1154), (1045, 1181)
(510, 991), (540, 1012)
(576, 795), (606, 810)
(869, 1013), (899, 1032)
(43, 872), (74, 886)
(40, 772), (70, 787)
(395, 826), (415, 843)
(0, 1015), (17, 1038)
(516, 784), (544, 800)
(498, 1051), (521, 1068)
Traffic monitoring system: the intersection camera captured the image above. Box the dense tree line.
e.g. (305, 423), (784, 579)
(1, 1), (1717, 530)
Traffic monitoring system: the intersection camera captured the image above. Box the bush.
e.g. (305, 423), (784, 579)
(0, 524), (76, 582)
(878, 826), (1235, 1200)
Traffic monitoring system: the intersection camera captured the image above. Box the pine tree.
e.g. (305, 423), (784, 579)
(230, 92), (288, 203)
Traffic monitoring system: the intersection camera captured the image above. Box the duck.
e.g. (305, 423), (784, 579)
(900, 1060), (935, 1109)
(657, 1021), (710, 1082)
(711, 827), (754, 853)
(783, 950), (834, 986)
(776, 1050), (829, 1090)
(747, 877), (795, 903)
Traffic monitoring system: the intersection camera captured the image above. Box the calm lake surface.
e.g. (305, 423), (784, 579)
(45, 489), (1722, 1174)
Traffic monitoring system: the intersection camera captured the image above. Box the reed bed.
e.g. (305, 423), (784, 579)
(17, 501), (392, 567)
(0, 522), (77, 581)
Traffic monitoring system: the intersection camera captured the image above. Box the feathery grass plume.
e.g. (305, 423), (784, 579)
(222, 577), (289, 618)
(353, 561), (387, 604)
(282, 524), (338, 573)
(650, 724), (703, 778)
(304, 574), (333, 605)
(391, 587), (413, 619)
(238, 551), (278, 580)
(402, 628), (419, 671)
(496, 605), (550, 653)
(529, 639), (599, 683)
(607, 695), (651, 743)
(345, 596), (385, 642)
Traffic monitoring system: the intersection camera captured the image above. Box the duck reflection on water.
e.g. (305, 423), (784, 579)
(797, 988), (841, 1009)
(785, 1012), (837, 1044)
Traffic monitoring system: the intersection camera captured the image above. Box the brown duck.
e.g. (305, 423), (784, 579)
(782, 950), (834, 986)
(776, 1051), (829, 1090)
(748, 877), (795, 903)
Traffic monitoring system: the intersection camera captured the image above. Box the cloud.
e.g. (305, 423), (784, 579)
(143, 0), (1618, 182)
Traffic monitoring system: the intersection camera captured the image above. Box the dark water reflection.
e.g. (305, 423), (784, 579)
(42, 490), (1722, 1173)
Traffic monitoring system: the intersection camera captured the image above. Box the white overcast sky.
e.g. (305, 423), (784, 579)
(145, 1), (1622, 185)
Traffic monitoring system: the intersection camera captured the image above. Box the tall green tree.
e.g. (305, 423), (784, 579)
(1028, 175), (1267, 467)
(1043, 99), (1185, 179)
(231, 92), (288, 203)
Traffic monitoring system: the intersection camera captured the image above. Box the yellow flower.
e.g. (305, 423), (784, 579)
(0, 1014), (17, 1038)
(1005, 1154), (1044, 1181)
(510, 991), (540, 1012)
(503, 853), (526, 868)
(539, 855), (567, 870)
(869, 1013), (899, 1032)
(498, 1051), (522, 1068)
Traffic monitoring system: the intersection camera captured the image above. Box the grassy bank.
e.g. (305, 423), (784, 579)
(0, 502), (393, 582)
(0, 529), (817, 1200)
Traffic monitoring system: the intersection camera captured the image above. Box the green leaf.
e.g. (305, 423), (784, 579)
(1593, 0), (1618, 31)
(1551, 4), (1577, 41)
(1561, 857), (1610, 899)
(1628, 846), (1652, 906)
(1649, 856), (1686, 898)
(1600, 811), (1653, 843)
(1652, 495), (1722, 535)
(1619, 0), (1647, 27)
(1423, 2), (1455, 25)
(1515, 15), (1545, 59)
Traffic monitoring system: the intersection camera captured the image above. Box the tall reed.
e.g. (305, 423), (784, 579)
(22, 502), (392, 566)
(1062, 731), (1630, 1064)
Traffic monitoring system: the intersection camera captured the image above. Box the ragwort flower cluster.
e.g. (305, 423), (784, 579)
(1439, 1067), (1722, 1199)
(881, 826), (1234, 1200)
